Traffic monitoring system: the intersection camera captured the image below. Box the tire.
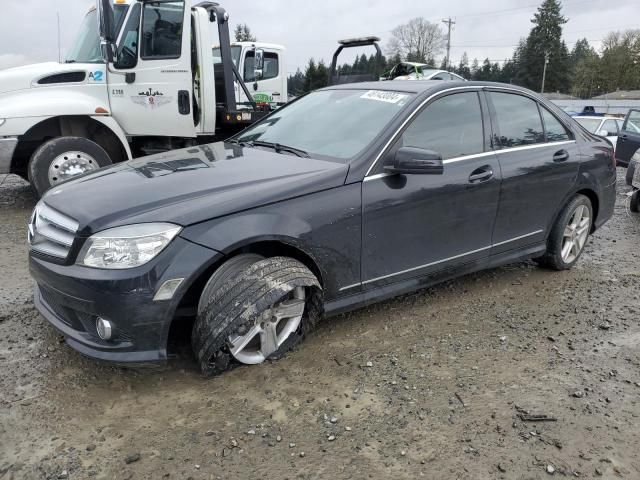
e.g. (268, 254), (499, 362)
(192, 256), (323, 377)
(28, 136), (112, 198)
(536, 194), (593, 271)
(630, 190), (640, 213)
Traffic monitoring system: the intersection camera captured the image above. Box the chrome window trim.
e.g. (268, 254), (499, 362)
(339, 229), (544, 292)
(363, 141), (576, 184)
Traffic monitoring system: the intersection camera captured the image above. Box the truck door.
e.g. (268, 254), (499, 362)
(108, 1), (195, 138)
(616, 109), (640, 168)
(239, 48), (285, 106)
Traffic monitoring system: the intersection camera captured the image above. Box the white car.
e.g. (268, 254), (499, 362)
(382, 62), (466, 81)
(574, 116), (624, 148)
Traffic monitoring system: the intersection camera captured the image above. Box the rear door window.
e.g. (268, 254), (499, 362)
(540, 107), (571, 142)
(401, 91), (485, 159)
(490, 92), (545, 147)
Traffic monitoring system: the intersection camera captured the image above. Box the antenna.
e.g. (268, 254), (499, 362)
(57, 12), (61, 63)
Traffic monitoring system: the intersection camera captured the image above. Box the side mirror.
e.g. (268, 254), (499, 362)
(254, 49), (265, 81)
(98, 0), (116, 43)
(384, 147), (444, 175)
(596, 129), (609, 137)
(98, 0), (116, 62)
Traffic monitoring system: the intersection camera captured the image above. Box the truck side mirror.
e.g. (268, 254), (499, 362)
(254, 49), (265, 81)
(98, 0), (116, 62)
(98, 0), (116, 43)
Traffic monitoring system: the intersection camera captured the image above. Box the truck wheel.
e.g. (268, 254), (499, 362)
(536, 194), (593, 271)
(192, 256), (322, 377)
(28, 137), (112, 197)
(630, 190), (640, 213)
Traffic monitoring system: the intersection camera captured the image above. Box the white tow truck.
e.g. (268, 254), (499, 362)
(0, 0), (287, 196)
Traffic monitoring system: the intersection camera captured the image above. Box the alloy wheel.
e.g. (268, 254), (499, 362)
(561, 204), (591, 264)
(227, 287), (306, 364)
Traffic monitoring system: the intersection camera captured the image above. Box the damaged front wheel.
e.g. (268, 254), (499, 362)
(192, 256), (322, 376)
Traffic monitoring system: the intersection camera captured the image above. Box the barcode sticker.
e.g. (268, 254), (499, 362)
(361, 90), (409, 104)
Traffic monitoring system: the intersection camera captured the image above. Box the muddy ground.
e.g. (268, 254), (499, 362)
(0, 171), (639, 480)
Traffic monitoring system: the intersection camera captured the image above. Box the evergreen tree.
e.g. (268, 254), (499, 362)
(234, 24), (256, 42)
(516, 0), (570, 93)
(303, 59), (317, 93)
(470, 58), (480, 80)
(457, 52), (471, 80)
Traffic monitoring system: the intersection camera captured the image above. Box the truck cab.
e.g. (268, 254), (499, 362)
(213, 41), (287, 107)
(0, 0), (286, 196)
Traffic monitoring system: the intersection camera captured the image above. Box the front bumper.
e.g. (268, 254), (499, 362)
(29, 237), (222, 364)
(0, 136), (18, 174)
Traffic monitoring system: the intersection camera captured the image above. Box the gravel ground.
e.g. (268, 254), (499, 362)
(0, 171), (639, 480)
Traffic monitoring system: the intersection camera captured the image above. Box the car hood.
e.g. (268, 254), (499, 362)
(0, 62), (96, 96)
(42, 142), (350, 235)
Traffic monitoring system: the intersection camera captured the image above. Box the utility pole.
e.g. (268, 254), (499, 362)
(540, 51), (550, 94)
(442, 18), (455, 70)
(57, 12), (62, 63)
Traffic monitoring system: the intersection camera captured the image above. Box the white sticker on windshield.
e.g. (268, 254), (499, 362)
(361, 90), (409, 104)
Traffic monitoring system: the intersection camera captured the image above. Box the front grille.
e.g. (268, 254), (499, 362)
(28, 202), (79, 260)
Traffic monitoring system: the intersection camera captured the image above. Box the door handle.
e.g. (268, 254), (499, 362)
(178, 90), (190, 115)
(469, 166), (494, 183)
(553, 150), (569, 162)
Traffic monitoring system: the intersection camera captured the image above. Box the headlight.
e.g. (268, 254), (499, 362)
(78, 223), (182, 269)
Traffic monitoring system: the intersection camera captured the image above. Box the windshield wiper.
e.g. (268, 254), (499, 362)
(250, 140), (310, 158)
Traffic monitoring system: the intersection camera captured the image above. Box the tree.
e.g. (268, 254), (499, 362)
(457, 52), (471, 79)
(516, 0), (570, 93)
(470, 58), (480, 80)
(234, 24), (256, 42)
(387, 17), (446, 63)
(287, 69), (306, 97)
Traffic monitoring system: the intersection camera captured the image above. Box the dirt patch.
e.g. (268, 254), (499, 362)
(1, 172), (639, 479)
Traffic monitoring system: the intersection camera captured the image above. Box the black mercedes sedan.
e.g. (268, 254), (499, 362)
(28, 81), (616, 375)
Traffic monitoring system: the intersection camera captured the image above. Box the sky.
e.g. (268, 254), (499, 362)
(0, 0), (638, 73)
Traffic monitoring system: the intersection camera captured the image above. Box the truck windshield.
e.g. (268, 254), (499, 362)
(66, 6), (128, 64)
(212, 45), (242, 68)
(235, 89), (414, 161)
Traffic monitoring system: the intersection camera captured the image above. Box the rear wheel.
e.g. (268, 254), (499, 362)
(630, 190), (640, 213)
(28, 137), (112, 197)
(536, 194), (593, 271)
(192, 256), (322, 376)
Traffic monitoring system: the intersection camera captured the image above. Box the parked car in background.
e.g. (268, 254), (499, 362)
(616, 109), (640, 168)
(574, 116), (624, 149)
(29, 81), (615, 376)
(624, 147), (640, 212)
(381, 62), (466, 81)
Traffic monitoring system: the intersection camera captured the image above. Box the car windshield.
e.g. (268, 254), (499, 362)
(235, 89), (414, 161)
(575, 117), (602, 133)
(66, 6), (128, 64)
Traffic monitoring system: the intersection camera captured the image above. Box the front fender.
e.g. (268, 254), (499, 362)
(0, 87), (111, 134)
(179, 184), (363, 298)
(182, 213), (315, 264)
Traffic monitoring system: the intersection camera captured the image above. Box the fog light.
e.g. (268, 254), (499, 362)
(153, 278), (184, 301)
(96, 317), (113, 341)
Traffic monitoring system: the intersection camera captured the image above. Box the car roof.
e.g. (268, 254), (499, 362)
(322, 81), (537, 97)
